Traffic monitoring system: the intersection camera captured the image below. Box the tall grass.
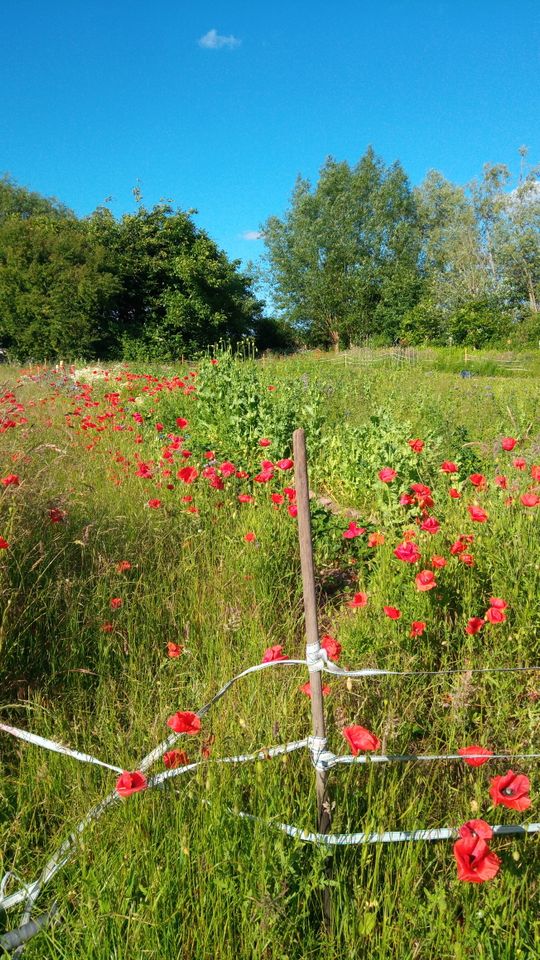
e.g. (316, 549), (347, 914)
(0, 353), (539, 958)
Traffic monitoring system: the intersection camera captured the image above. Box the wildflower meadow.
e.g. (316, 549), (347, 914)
(1, 347), (539, 958)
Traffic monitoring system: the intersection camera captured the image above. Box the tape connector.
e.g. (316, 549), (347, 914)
(305, 643), (328, 673)
(307, 736), (336, 772)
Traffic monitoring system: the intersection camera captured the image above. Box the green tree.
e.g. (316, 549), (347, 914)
(262, 148), (422, 347)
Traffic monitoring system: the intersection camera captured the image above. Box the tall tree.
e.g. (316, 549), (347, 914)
(262, 148), (422, 347)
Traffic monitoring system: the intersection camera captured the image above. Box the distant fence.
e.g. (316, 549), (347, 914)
(1, 429), (539, 952)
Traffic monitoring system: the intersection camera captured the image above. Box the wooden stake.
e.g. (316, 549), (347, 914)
(293, 428), (331, 835)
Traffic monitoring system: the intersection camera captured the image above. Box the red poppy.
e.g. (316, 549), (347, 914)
(368, 531), (385, 547)
(276, 458), (294, 470)
(49, 508), (66, 523)
(288, 504), (298, 517)
(116, 771), (148, 797)
(321, 634), (342, 661)
(468, 505), (488, 523)
(147, 498), (162, 508)
(254, 469), (274, 483)
(494, 475), (508, 489)
(0, 537), (9, 549)
(408, 439), (424, 453)
(166, 711), (201, 735)
(238, 494), (255, 504)
(177, 466), (198, 483)
(219, 461), (236, 477)
(259, 438), (271, 447)
(501, 437), (517, 451)
(513, 457), (526, 470)
(1, 473), (20, 486)
(393, 541), (421, 563)
(489, 770), (531, 811)
(300, 681), (331, 698)
(485, 607), (506, 624)
(489, 597), (507, 610)
(110, 597), (123, 610)
(167, 642), (183, 658)
(459, 553), (475, 566)
(101, 621), (114, 633)
(176, 417), (188, 429)
(431, 555), (447, 569)
(420, 517), (440, 535)
(347, 591), (368, 608)
(453, 834), (501, 883)
(449, 487), (462, 499)
(261, 645), (288, 663)
(163, 749), (189, 768)
(415, 570), (437, 592)
(384, 606), (401, 620)
(410, 620), (426, 637)
(400, 493), (415, 506)
(378, 467), (397, 483)
(441, 461), (458, 474)
(469, 473), (487, 488)
(521, 492), (540, 507)
(343, 521), (366, 539)
(466, 617), (484, 635)
(458, 745), (493, 767)
(244, 532), (256, 543)
(116, 561), (131, 573)
(271, 493), (285, 505)
(531, 465), (540, 482)
(342, 725), (381, 754)
(458, 819), (493, 841)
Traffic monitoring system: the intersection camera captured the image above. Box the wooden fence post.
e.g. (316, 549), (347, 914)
(293, 428), (332, 837)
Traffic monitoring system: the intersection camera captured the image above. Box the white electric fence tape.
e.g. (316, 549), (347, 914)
(2, 653), (540, 952)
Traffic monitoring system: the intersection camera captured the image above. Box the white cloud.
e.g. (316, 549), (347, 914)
(198, 28), (241, 50)
(242, 230), (264, 241)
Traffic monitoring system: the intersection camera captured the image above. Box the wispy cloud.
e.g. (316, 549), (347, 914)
(198, 28), (241, 50)
(241, 230), (264, 241)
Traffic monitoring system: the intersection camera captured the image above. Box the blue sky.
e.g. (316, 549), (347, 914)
(1, 0), (539, 267)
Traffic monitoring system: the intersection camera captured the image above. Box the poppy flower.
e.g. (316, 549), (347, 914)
(259, 438), (271, 447)
(116, 771), (148, 797)
(368, 532), (385, 547)
(489, 770), (531, 811)
(209, 476), (224, 490)
(343, 521), (366, 539)
(49, 508), (66, 523)
(458, 745), (493, 767)
(177, 466), (198, 483)
(342, 725), (381, 754)
(459, 553), (474, 567)
(261, 645), (288, 663)
(431, 555), (447, 569)
(163, 749), (189, 769)
(254, 469), (274, 483)
(101, 621), (114, 633)
(219, 461), (236, 477)
(116, 561), (131, 573)
(415, 570), (437, 592)
(167, 642), (183, 658)
(408, 439), (424, 453)
(468, 505), (488, 523)
(110, 597), (123, 610)
(271, 493), (285, 505)
(321, 634), (342, 661)
(441, 461), (458, 474)
(521, 492), (540, 507)
(410, 621), (426, 637)
(1, 473), (20, 486)
(204, 450), (215, 460)
(400, 493), (415, 506)
(459, 819), (493, 841)
(347, 592), (368, 608)
(147, 498), (162, 508)
(453, 834), (501, 883)
(176, 417), (188, 429)
(244, 532), (256, 543)
(276, 458), (294, 470)
(420, 517), (441, 535)
(494, 475), (508, 489)
(379, 467), (397, 483)
(238, 494), (255, 504)
(531, 465), (540, 482)
(469, 473), (487, 488)
(166, 711), (201, 735)
(501, 437), (517, 451)
(489, 597), (507, 610)
(300, 681), (331, 698)
(466, 617), (484, 635)
(384, 606), (401, 620)
(393, 541), (421, 563)
(449, 488), (461, 499)
(485, 607), (506, 624)
(512, 457), (526, 471)
(288, 504), (298, 518)
(0, 537), (9, 549)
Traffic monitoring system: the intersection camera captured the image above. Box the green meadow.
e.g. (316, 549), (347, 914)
(1, 347), (539, 959)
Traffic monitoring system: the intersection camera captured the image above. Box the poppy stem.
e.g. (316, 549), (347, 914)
(293, 428), (332, 927)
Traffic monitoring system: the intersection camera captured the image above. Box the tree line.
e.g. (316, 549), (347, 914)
(0, 147), (539, 360)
